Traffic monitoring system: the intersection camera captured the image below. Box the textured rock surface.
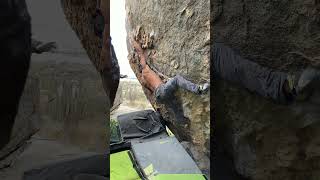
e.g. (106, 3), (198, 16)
(213, 0), (320, 179)
(60, 0), (116, 109)
(60, 0), (101, 69)
(212, 0), (320, 71)
(125, 0), (210, 175)
(29, 55), (108, 152)
(215, 80), (320, 180)
(0, 78), (40, 168)
(27, 0), (109, 152)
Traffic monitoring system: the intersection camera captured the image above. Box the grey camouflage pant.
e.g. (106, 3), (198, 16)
(155, 75), (200, 103)
(213, 43), (289, 104)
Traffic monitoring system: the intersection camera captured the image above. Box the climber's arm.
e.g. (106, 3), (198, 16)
(142, 66), (164, 92)
(131, 39), (163, 92)
(132, 39), (147, 68)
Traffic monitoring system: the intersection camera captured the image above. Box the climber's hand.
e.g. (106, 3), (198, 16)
(131, 38), (144, 55)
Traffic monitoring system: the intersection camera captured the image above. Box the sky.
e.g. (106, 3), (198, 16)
(111, 0), (136, 79)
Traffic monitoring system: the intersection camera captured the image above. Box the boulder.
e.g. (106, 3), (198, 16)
(213, 0), (320, 179)
(60, 0), (116, 108)
(29, 59), (108, 152)
(125, 0), (210, 175)
(0, 78), (40, 168)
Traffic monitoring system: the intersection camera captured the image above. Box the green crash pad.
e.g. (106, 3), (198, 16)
(151, 174), (206, 180)
(110, 151), (141, 180)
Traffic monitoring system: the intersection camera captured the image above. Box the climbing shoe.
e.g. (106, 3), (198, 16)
(199, 82), (210, 94)
(296, 66), (320, 100)
(284, 67), (320, 102)
(283, 73), (299, 102)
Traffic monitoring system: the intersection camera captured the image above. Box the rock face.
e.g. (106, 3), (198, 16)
(213, 0), (320, 179)
(60, 0), (101, 69)
(0, 77), (40, 168)
(125, 0), (210, 175)
(215, 81), (320, 180)
(26, 0), (109, 152)
(60, 0), (116, 109)
(212, 0), (320, 71)
(29, 56), (108, 152)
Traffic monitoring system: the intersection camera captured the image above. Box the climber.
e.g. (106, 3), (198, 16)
(131, 39), (209, 100)
(213, 43), (320, 104)
(131, 39), (209, 122)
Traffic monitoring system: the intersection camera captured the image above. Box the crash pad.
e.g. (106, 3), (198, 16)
(110, 150), (141, 180)
(151, 174), (206, 180)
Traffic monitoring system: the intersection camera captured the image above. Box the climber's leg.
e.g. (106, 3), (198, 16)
(294, 66), (320, 101)
(155, 75), (210, 103)
(213, 43), (289, 104)
(165, 75), (207, 94)
(168, 75), (199, 93)
(154, 85), (188, 123)
(154, 75), (209, 103)
(154, 84), (166, 103)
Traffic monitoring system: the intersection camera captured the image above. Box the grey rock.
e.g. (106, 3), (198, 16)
(28, 58), (108, 153)
(213, 0), (320, 179)
(0, 78), (40, 168)
(214, 79), (320, 180)
(125, 0), (210, 176)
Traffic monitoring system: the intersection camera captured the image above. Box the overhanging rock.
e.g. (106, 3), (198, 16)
(0, 77), (40, 168)
(215, 80), (320, 180)
(213, 0), (320, 179)
(125, 0), (210, 175)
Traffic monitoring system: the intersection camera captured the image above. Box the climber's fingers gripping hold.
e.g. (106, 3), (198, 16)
(131, 38), (144, 55)
(131, 38), (147, 68)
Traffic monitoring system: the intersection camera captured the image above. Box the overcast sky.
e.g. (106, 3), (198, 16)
(111, 0), (136, 78)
